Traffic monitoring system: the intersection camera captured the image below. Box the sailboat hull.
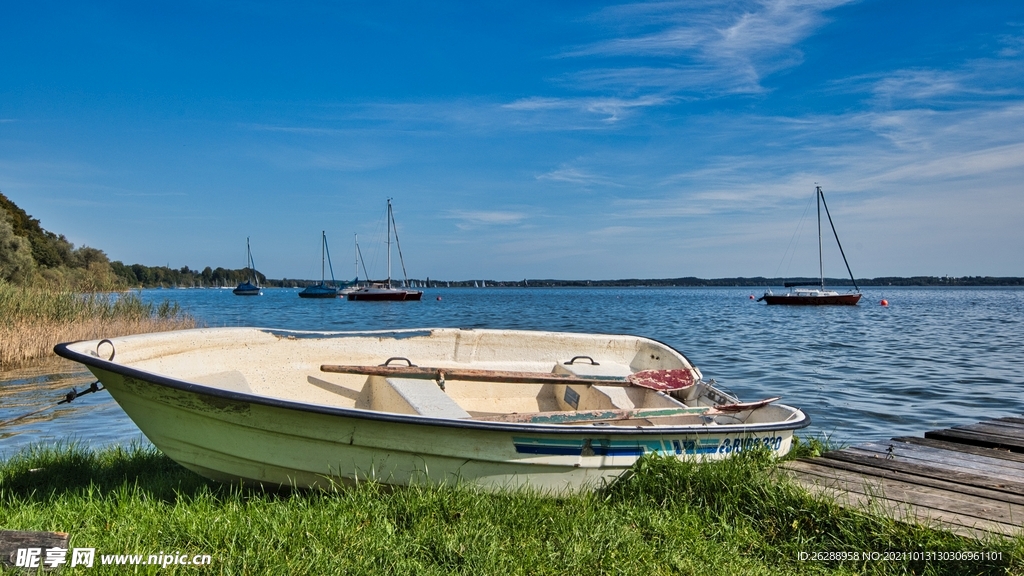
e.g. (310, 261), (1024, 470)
(761, 293), (861, 306)
(347, 289), (422, 301)
(298, 285), (339, 298)
(233, 282), (261, 296)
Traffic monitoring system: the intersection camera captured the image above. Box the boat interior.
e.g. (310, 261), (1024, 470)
(76, 327), (798, 427)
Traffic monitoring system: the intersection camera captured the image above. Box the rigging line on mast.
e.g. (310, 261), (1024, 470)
(817, 187), (860, 292)
(774, 193), (814, 279)
(324, 233), (337, 286)
(356, 240), (370, 282)
(390, 201), (410, 285)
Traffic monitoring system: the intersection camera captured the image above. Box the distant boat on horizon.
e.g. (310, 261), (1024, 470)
(232, 237), (262, 296)
(758, 186), (861, 306)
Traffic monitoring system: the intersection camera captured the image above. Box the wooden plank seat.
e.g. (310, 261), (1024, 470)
(373, 377), (472, 419)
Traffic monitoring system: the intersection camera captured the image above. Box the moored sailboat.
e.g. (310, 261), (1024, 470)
(759, 186), (861, 306)
(348, 199), (423, 301)
(299, 231), (340, 299)
(232, 238), (262, 296)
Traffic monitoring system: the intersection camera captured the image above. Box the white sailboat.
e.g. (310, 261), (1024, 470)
(347, 199), (423, 301)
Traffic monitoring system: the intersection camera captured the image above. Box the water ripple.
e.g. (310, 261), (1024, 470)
(2, 286), (1022, 455)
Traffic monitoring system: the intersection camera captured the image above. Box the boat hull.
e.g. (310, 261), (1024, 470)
(54, 328), (809, 494)
(347, 289), (423, 301)
(298, 285), (339, 298)
(232, 283), (261, 296)
(761, 293), (861, 306)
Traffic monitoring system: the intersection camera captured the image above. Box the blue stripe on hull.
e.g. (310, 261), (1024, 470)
(511, 435), (784, 457)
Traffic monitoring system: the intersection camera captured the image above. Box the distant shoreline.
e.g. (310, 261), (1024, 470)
(188, 275), (1023, 289)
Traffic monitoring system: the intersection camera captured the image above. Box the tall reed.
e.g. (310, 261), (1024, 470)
(0, 282), (194, 368)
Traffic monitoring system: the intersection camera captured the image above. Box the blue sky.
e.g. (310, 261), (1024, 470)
(2, 1), (1022, 281)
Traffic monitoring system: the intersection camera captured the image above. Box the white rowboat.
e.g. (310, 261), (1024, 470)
(55, 327), (809, 493)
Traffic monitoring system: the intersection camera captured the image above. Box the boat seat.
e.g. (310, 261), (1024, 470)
(371, 377), (472, 419)
(552, 361), (636, 411)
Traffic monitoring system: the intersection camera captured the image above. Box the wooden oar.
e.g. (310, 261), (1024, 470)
(472, 405), (713, 424)
(319, 364), (698, 391)
(713, 396), (780, 412)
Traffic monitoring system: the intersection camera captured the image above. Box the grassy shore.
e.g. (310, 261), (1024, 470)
(0, 442), (1019, 575)
(0, 282), (194, 368)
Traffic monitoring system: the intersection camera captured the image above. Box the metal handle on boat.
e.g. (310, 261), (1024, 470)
(564, 356), (599, 366)
(381, 357), (417, 367)
(97, 339), (115, 361)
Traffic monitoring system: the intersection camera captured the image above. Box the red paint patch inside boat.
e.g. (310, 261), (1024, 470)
(627, 369), (696, 391)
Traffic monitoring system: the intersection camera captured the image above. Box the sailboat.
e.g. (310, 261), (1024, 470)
(339, 234), (366, 296)
(232, 238), (262, 296)
(347, 199), (423, 301)
(299, 231), (340, 299)
(759, 186), (861, 306)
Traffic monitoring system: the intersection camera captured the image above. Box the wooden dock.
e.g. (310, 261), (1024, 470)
(784, 416), (1024, 539)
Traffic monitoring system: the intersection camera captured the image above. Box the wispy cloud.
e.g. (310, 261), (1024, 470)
(503, 95), (669, 124)
(564, 0), (852, 96)
(536, 166), (625, 187)
(445, 210), (528, 230)
(243, 123), (342, 135)
(997, 32), (1024, 57)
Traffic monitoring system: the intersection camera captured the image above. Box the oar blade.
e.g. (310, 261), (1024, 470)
(627, 369), (697, 391)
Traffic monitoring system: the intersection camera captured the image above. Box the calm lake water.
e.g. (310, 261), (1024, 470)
(2, 286), (1023, 457)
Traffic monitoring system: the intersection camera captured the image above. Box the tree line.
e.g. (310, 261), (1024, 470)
(0, 192), (269, 290)
(4, 191), (1022, 290)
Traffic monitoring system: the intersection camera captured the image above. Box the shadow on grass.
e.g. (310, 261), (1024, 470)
(0, 442), (222, 502)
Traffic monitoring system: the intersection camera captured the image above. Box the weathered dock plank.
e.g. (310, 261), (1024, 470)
(925, 428), (1024, 452)
(821, 450), (1024, 496)
(785, 416), (1024, 538)
(893, 436), (1024, 465)
(789, 460), (1024, 526)
(786, 463), (1016, 540)
(789, 451), (1024, 506)
(846, 442), (1024, 482)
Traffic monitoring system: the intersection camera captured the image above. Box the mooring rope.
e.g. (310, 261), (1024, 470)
(0, 381), (106, 429)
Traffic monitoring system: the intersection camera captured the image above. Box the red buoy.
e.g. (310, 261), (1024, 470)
(880, 299), (888, 307)
(436, 296), (442, 301)
(749, 295), (755, 300)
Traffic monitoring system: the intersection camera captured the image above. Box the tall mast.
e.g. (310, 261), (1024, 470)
(817, 186), (824, 289)
(246, 237), (255, 286)
(386, 199), (392, 287)
(320, 230), (325, 284)
(354, 234), (359, 279)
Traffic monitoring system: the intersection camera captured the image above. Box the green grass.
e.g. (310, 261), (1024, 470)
(1, 443), (1020, 575)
